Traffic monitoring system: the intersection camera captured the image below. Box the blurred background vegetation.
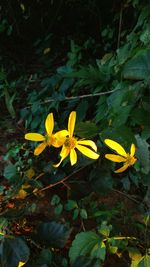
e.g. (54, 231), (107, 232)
(0, 1), (150, 267)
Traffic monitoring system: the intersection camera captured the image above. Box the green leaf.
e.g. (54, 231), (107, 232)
(135, 135), (150, 174)
(0, 218), (8, 239)
(69, 231), (106, 264)
(122, 176), (130, 191)
(71, 256), (101, 267)
(109, 246), (118, 254)
(112, 105), (132, 127)
(51, 194), (60, 205)
(4, 87), (16, 119)
(80, 209), (88, 219)
(132, 108), (150, 126)
(54, 203), (63, 215)
(91, 166), (113, 194)
(35, 249), (52, 266)
(65, 200), (78, 211)
(76, 100), (89, 122)
(122, 49), (150, 80)
(95, 96), (108, 123)
(141, 126), (150, 140)
(36, 221), (70, 248)
(3, 164), (17, 180)
(138, 254), (150, 267)
(98, 221), (112, 237)
(75, 122), (99, 138)
(73, 209), (79, 220)
(1, 237), (30, 267)
(128, 247), (142, 262)
(101, 125), (136, 148)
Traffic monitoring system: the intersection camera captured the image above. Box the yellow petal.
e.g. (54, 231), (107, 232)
(45, 113), (54, 135)
(104, 139), (127, 157)
(76, 145), (99, 159)
(53, 130), (68, 147)
(77, 140), (97, 151)
(18, 262), (26, 267)
(105, 154), (127, 162)
(114, 164), (129, 173)
(54, 146), (70, 167)
(60, 146), (70, 158)
(70, 149), (77, 165)
(68, 111), (76, 137)
(130, 143), (136, 157)
(34, 142), (46, 156)
(25, 133), (45, 141)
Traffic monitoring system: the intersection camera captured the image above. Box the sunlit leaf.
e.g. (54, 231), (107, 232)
(69, 231), (106, 264)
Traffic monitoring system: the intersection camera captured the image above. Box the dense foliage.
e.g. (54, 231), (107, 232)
(0, 0), (150, 266)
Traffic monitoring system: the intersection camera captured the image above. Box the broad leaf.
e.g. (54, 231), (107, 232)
(34, 249), (52, 267)
(75, 122), (99, 138)
(135, 135), (150, 174)
(90, 166), (113, 194)
(36, 221), (70, 248)
(4, 164), (17, 180)
(69, 231), (106, 264)
(1, 237), (29, 267)
(122, 49), (150, 80)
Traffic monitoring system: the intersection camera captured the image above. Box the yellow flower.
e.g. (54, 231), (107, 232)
(25, 113), (68, 156)
(54, 111), (99, 167)
(18, 262), (26, 267)
(104, 139), (137, 173)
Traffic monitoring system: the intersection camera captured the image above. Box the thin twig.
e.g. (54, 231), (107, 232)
(38, 165), (87, 193)
(117, 5), (123, 49)
(112, 188), (140, 204)
(24, 88), (118, 109)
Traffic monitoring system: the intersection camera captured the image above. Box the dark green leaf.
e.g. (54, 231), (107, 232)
(73, 209), (79, 220)
(132, 108), (150, 126)
(122, 49), (150, 80)
(101, 125), (136, 149)
(75, 122), (99, 138)
(1, 237), (30, 267)
(80, 209), (88, 219)
(36, 221), (70, 248)
(121, 176), (130, 191)
(65, 200), (78, 211)
(54, 204), (63, 215)
(135, 135), (150, 174)
(35, 249), (52, 267)
(4, 164), (17, 180)
(71, 256), (101, 267)
(76, 100), (89, 122)
(51, 194), (60, 205)
(141, 126), (150, 140)
(91, 166), (113, 194)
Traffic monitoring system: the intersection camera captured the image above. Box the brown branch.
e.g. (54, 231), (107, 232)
(38, 165), (87, 193)
(112, 189), (140, 204)
(117, 6), (123, 49)
(24, 88), (118, 109)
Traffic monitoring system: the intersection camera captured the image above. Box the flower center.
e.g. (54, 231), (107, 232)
(45, 134), (55, 146)
(126, 154), (136, 166)
(64, 137), (77, 149)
